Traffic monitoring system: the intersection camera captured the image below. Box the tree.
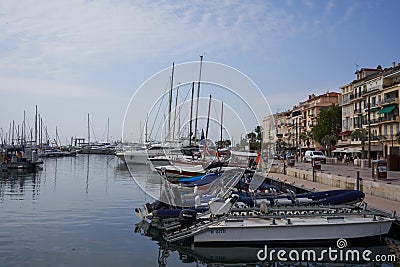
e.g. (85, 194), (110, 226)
(321, 134), (338, 156)
(245, 126), (263, 151)
(396, 132), (400, 144)
(215, 139), (231, 148)
(351, 128), (368, 159)
(311, 104), (342, 144)
(276, 139), (287, 153)
(299, 131), (313, 149)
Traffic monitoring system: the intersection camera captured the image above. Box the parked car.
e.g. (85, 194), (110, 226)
(304, 150), (326, 163)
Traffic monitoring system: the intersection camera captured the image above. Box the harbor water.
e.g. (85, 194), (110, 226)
(0, 155), (399, 267)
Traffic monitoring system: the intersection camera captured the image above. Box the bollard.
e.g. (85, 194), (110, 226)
(356, 171), (360, 191)
(283, 161), (286, 175)
(312, 167), (315, 182)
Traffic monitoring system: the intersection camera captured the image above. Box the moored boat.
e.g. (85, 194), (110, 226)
(165, 195), (395, 246)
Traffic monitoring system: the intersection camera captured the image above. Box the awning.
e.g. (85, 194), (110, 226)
(332, 147), (345, 152)
(348, 147), (361, 153)
(370, 107), (379, 112)
(377, 104), (397, 114)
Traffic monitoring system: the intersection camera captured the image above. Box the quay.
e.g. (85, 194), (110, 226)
(266, 161), (400, 215)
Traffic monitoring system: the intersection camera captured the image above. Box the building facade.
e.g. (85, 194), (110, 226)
(263, 92), (341, 155)
(338, 62), (400, 159)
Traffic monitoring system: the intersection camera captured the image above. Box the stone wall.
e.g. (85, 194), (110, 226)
(269, 165), (400, 202)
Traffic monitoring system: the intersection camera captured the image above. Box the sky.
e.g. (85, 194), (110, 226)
(1, 0), (400, 145)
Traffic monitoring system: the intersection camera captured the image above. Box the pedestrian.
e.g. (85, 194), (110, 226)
(344, 154), (348, 165)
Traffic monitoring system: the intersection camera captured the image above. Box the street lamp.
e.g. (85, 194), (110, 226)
(368, 96), (371, 168)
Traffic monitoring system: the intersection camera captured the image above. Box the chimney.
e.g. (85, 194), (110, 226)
(392, 62), (396, 68)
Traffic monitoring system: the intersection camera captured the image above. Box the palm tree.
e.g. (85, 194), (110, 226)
(299, 131), (313, 149)
(321, 134), (338, 156)
(351, 129), (368, 159)
(276, 139), (287, 153)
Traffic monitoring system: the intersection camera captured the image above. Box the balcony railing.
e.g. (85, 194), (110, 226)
(378, 116), (397, 123)
(367, 85), (381, 92)
(354, 109), (362, 114)
(382, 96), (397, 105)
(383, 81), (400, 89)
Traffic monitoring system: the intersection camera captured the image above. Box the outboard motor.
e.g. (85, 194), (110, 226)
(31, 150), (38, 163)
(178, 209), (197, 227)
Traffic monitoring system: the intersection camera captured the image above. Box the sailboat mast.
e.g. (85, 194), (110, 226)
(189, 82), (195, 146)
(107, 117), (110, 143)
(23, 110), (26, 146)
(87, 113), (90, 144)
(145, 113), (149, 143)
(168, 63), (174, 142)
(40, 116), (43, 149)
(204, 94), (212, 158)
(12, 120), (15, 144)
(194, 55), (203, 142)
(220, 101), (223, 149)
(35, 105), (38, 147)
(172, 83), (179, 141)
(55, 126), (58, 147)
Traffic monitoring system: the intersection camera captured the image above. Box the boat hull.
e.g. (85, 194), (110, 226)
(193, 217), (393, 246)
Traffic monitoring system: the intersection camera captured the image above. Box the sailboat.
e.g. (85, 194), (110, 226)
(80, 115), (116, 155)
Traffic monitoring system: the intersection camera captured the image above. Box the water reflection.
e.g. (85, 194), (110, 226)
(0, 154), (126, 203)
(86, 154), (90, 195)
(0, 169), (41, 201)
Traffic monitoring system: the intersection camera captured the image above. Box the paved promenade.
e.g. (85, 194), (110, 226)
(268, 160), (400, 215)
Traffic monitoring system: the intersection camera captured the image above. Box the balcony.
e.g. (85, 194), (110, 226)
(370, 102), (379, 108)
(354, 109), (362, 114)
(367, 85), (381, 92)
(370, 118), (379, 124)
(383, 81), (400, 89)
(381, 96), (398, 106)
(378, 116), (397, 124)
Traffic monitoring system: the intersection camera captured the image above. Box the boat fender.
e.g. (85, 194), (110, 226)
(194, 196), (201, 208)
(259, 201), (268, 214)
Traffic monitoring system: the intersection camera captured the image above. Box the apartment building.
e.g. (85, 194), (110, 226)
(339, 62), (400, 159)
(263, 92), (341, 154)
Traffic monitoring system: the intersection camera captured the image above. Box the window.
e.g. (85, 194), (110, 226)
(384, 125), (387, 136)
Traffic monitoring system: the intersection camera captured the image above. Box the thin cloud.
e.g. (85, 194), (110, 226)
(0, 1), (298, 76)
(0, 76), (118, 100)
(325, 0), (335, 13)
